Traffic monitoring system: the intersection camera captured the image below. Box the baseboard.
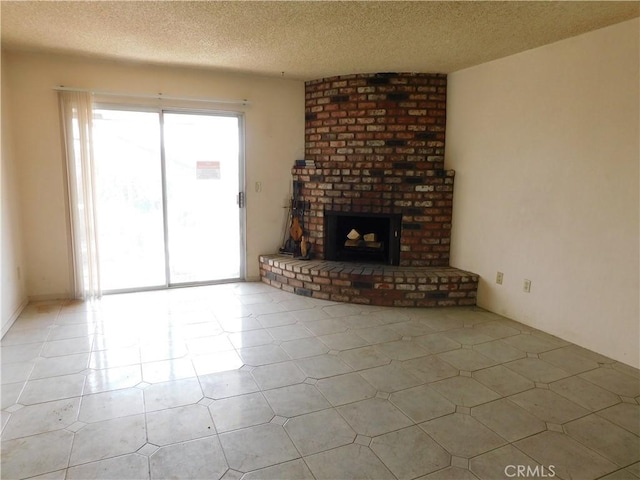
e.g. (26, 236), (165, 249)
(1, 297), (29, 339)
(27, 293), (73, 303)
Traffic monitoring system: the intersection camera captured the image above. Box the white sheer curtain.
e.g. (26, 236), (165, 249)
(59, 91), (101, 300)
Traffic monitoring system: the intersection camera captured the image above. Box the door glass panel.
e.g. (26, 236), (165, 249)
(93, 109), (167, 291)
(163, 113), (241, 284)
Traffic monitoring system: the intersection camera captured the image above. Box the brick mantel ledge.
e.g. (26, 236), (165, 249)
(259, 254), (479, 307)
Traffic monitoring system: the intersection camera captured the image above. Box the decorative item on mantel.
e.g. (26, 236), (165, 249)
(279, 179), (312, 260)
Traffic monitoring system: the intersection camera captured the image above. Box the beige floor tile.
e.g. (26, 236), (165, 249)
(279, 336), (329, 359)
(141, 357), (196, 383)
(318, 331), (368, 350)
(337, 397), (412, 437)
(469, 444), (539, 480)
(421, 413), (505, 458)
(550, 375), (621, 411)
(146, 404), (215, 445)
(509, 388), (589, 424)
(389, 320), (435, 337)
(565, 414), (640, 466)
(219, 423), (299, 472)
(323, 304), (367, 318)
(315, 372), (377, 406)
(403, 355), (459, 383)
(241, 459), (314, 480)
(374, 339), (429, 361)
(227, 329), (273, 349)
(67, 454), (149, 480)
(305, 443), (395, 480)
(89, 346), (141, 370)
(472, 365), (534, 396)
(1, 382), (23, 409)
(389, 384), (455, 423)
(597, 403), (640, 435)
(471, 398), (546, 442)
(143, 377), (203, 411)
(360, 363), (423, 392)
(262, 383), (330, 417)
(413, 332), (461, 354)
(69, 414), (146, 466)
(430, 376), (500, 407)
(301, 317), (347, 335)
(539, 346), (600, 374)
(19, 374), (86, 405)
(1, 430), (74, 479)
(472, 322), (520, 340)
(185, 335), (234, 356)
(580, 368), (640, 398)
(251, 361), (306, 390)
(266, 324), (313, 342)
(237, 345), (288, 366)
(1, 326), (51, 346)
(208, 392), (274, 432)
(441, 328), (493, 346)
(41, 337), (92, 358)
(2, 397), (80, 440)
(501, 334), (561, 354)
(338, 345), (392, 370)
(30, 353), (90, 380)
(150, 437), (227, 480)
(85, 365), (142, 394)
(199, 369), (259, 399)
(354, 325), (403, 344)
(472, 339), (526, 363)
(370, 425), (450, 479)
(1, 361), (36, 385)
(515, 431), (617, 480)
(504, 357), (571, 383)
(79, 388), (144, 423)
(423, 466), (479, 479)
(295, 354), (353, 378)
(437, 349), (497, 371)
(284, 408), (356, 455)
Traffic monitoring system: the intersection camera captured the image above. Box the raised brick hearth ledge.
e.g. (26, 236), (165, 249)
(259, 254), (479, 307)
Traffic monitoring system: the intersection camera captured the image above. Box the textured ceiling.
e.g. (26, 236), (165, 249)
(1, 1), (638, 80)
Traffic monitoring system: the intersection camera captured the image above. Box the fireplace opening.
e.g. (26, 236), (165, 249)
(324, 212), (402, 265)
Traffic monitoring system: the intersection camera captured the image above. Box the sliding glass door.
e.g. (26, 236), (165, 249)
(163, 113), (241, 283)
(92, 107), (243, 292)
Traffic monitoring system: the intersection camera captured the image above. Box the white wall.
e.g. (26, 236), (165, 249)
(446, 19), (639, 367)
(1, 52), (28, 333)
(3, 51), (304, 300)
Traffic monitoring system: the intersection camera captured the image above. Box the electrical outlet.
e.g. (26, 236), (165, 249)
(523, 279), (532, 293)
(496, 272), (503, 285)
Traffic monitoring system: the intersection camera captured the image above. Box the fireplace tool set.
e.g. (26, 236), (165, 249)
(280, 181), (311, 259)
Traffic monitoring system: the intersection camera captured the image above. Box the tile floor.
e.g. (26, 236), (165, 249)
(1, 282), (639, 480)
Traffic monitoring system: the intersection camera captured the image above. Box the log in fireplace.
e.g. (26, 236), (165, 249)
(324, 211), (401, 265)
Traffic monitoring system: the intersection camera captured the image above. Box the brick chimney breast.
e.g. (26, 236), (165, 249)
(298, 73), (454, 267)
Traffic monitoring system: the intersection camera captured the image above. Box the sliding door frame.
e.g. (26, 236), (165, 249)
(94, 103), (247, 294)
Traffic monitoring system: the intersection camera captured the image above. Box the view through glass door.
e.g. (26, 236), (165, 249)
(93, 108), (243, 292)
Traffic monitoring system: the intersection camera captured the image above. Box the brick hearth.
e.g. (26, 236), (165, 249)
(260, 255), (478, 307)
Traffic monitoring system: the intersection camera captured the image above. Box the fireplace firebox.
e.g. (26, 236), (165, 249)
(324, 212), (402, 265)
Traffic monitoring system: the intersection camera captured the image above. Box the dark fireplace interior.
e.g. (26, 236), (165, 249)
(324, 212), (402, 265)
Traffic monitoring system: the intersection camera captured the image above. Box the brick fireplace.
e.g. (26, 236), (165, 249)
(260, 73), (479, 307)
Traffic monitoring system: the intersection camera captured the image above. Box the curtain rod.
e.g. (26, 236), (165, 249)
(53, 86), (250, 106)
